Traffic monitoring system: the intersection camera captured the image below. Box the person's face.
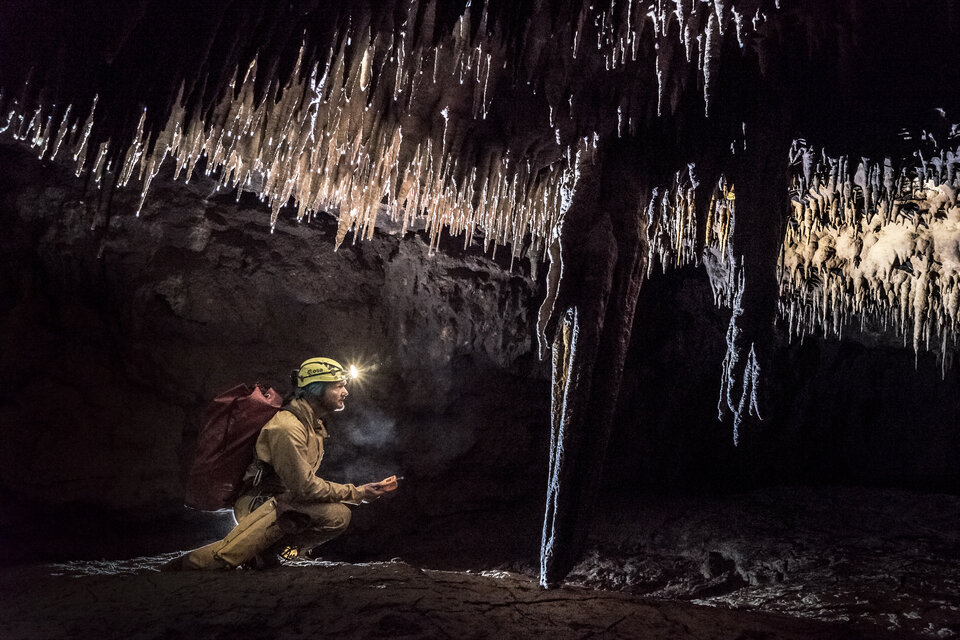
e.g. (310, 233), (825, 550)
(319, 380), (349, 413)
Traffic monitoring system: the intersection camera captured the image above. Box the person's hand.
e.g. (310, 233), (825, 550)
(360, 482), (388, 503)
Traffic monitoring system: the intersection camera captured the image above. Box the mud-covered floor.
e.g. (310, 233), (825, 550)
(1, 486), (957, 639)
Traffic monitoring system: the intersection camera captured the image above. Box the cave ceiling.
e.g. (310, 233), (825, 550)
(3, 0), (960, 585)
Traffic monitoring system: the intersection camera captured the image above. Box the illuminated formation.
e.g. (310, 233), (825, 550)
(778, 146), (960, 368)
(2, 0), (755, 260)
(2, 0), (959, 587)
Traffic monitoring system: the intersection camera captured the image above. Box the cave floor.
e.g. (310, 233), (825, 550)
(566, 486), (960, 640)
(1, 486), (956, 639)
(0, 557), (907, 640)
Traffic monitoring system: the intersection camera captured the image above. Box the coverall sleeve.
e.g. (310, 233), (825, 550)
(258, 414), (365, 504)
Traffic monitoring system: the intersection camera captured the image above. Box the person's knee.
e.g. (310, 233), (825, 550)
(326, 503), (351, 532)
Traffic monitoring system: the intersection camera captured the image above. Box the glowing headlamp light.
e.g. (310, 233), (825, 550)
(348, 364), (359, 380)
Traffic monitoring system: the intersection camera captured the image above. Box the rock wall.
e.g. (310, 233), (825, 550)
(0, 143), (550, 527)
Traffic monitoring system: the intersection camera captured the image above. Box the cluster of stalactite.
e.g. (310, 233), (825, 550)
(0, 0), (767, 263)
(637, 140), (960, 377)
(778, 141), (960, 370)
(645, 172), (735, 278)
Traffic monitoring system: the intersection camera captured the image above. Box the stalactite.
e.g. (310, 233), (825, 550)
(2, 0), (771, 259)
(779, 138), (960, 367)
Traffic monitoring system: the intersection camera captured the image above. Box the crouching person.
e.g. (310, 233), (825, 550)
(166, 357), (390, 570)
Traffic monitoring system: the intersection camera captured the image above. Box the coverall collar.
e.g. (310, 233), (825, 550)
(288, 397), (330, 438)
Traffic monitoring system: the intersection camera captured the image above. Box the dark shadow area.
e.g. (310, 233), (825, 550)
(605, 265), (960, 495)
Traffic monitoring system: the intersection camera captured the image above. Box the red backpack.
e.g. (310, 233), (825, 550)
(184, 383), (284, 511)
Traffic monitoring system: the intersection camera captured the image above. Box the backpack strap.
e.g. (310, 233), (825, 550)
(281, 400), (320, 435)
(247, 400), (321, 493)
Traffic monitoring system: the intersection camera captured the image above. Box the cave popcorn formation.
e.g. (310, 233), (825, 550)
(779, 149), (960, 371)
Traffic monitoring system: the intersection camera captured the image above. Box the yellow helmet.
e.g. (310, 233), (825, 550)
(296, 357), (349, 387)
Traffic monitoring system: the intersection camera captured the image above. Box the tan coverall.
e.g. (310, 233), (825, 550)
(182, 398), (364, 569)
